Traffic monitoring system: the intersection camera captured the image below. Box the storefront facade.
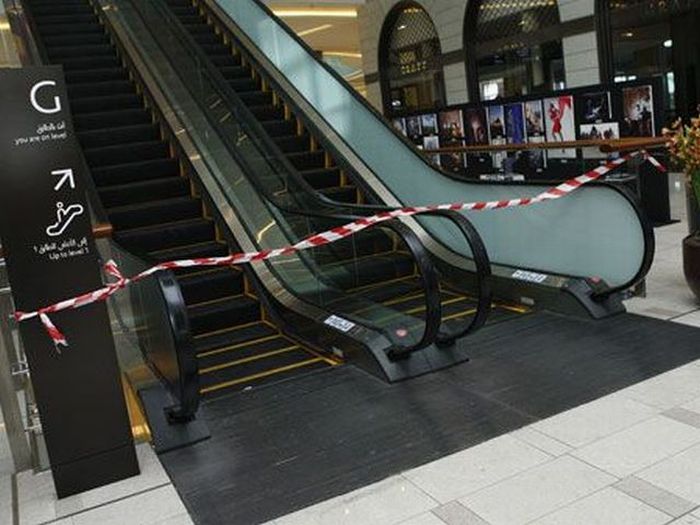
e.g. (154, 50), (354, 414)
(360, 0), (700, 121)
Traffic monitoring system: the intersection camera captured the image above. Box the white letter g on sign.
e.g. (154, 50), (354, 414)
(30, 80), (62, 115)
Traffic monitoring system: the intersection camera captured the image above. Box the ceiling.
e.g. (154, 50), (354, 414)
(264, 2), (366, 94)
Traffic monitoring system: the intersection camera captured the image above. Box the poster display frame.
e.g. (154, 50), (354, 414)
(389, 77), (665, 181)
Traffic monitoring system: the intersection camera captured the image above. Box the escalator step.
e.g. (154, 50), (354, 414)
(98, 176), (190, 208)
(107, 196), (202, 230)
(200, 353), (327, 396)
(178, 268), (245, 306)
(300, 167), (342, 189)
(84, 141), (170, 167)
(248, 105), (285, 121)
(273, 134), (310, 154)
(34, 13), (98, 26)
(238, 91), (272, 106)
(209, 55), (239, 67)
(194, 322), (278, 355)
(73, 108), (153, 131)
(148, 241), (229, 264)
(68, 80), (134, 99)
(177, 15), (205, 25)
(166, 2), (198, 12)
(42, 33), (108, 47)
(199, 345), (312, 389)
(320, 253), (415, 289)
(29, 5), (94, 17)
(60, 55), (121, 71)
(320, 185), (358, 204)
(64, 67), (128, 85)
(197, 334), (292, 371)
(113, 218), (215, 253)
(323, 228), (395, 259)
(287, 150), (326, 171)
(192, 33), (222, 46)
(183, 23), (214, 35)
(221, 66), (251, 80)
(199, 43), (233, 56)
(351, 277), (424, 304)
(229, 78), (259, 92)
(47, 43), (112, 60)
(78, 123), (161, 149)
(188, 296), (261, 335)
(29, 0), (91, 5)
(91, 158), (179, 187)
(73, 108), (152, 131)
(261, 120), (297, 137)
(34, 23), (103, 36)
(70, 93), (142, 114)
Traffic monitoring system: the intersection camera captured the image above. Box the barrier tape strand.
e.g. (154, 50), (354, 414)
(12, 151), (664, 349)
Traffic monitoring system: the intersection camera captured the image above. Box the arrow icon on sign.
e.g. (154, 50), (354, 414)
(52, 169), (75, 191)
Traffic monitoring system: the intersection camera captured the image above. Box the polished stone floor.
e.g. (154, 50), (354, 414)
(0, 443), (192, 525)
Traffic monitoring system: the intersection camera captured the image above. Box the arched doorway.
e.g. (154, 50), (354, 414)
(378, 2), (446, 115)
(464, 0), (566, 102)
(597, 0), (700, 120)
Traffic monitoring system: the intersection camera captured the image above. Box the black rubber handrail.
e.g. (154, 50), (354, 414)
(377, 220), (441, 357)
(426, 210), (492, 346)
(154, 270), (199, 422)
(132, 0), (457, 356)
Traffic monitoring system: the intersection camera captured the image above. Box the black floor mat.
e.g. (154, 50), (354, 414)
(160, 311), (700, 524)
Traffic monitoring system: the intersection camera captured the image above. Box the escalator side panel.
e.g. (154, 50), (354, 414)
(206, 0), (653, 292)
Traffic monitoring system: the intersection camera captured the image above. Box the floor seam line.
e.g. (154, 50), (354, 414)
(33, 481), (173, 525)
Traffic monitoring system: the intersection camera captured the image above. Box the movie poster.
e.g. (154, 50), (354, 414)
(439, 109), (465, 141)
(525, 100), (545, 139)
(544, 95), (576, 159)
(487, 105), (505, 141)
(463, 108), (489, 146)
(490, 138), (507, 170)
(622, 85), (655, 137)
(405, 116), (422, 142)
(487, 106), (506, 169)
(421, 113), (439, 136)
(505, 103), (526, 145)
(525, 136), (547, 172)
(438, 109), (465, 172)
(392, 117), (407, 136)
(580, 122), (620, 159)
(440, 148), (464, 172)
(423, 135), (441, 166)
(461, 107), (489, 170)
(580, 91), (611, 123)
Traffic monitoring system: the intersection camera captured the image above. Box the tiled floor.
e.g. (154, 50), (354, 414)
(2, 176), (700, 525)
(0, 443), (193, 525)
(260, 179), (700, 525)
(263, 359), (700, 525)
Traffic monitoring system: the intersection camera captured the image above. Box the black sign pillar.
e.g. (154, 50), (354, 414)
(0, 67), (139, 498)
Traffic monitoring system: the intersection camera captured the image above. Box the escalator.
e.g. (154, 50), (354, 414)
(24, 0), (340, 397)
(22, 0), (488, 401)
(130, 0), (519, 339)
(157, 0), (655, 318)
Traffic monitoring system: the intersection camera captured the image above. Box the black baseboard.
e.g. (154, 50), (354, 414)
(139, 385), (210, 454)
(52, 443), (139, 499)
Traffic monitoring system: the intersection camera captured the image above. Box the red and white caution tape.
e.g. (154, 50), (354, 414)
(13, 151), (665, 348)
(642, 150), (667, 173)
